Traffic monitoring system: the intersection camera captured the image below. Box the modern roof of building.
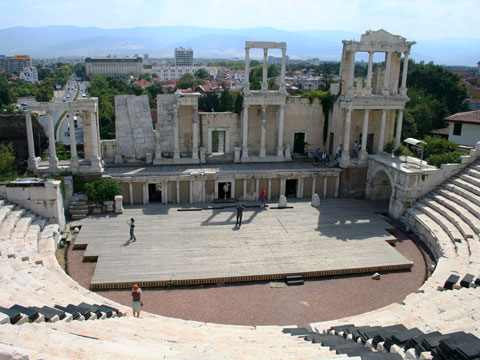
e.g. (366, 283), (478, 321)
(430, 127), (450, 136)
(446, 110), (480, 124)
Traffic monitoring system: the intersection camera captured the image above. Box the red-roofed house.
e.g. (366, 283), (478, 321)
(133, 79), (152, 89)
(446, 110), (480, 146)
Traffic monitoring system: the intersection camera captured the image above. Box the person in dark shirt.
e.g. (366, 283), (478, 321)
(235, 202), (246, 228)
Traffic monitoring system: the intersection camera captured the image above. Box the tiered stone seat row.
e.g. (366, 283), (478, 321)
(310, 161), (480, 359)
(0, 199), (345, 359)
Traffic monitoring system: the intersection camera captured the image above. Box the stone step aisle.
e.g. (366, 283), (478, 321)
(69, 193), (88, 220)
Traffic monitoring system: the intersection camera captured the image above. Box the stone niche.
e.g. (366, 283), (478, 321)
(115, 95), (155, 161)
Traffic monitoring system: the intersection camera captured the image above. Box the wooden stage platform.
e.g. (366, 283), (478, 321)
(73, 199), (413, 289)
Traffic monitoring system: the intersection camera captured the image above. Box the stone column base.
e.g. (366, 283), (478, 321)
(28, 157), (40, 171)
(89, 156), (104, 173)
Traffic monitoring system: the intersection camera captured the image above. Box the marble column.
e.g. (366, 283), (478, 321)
(242, 105), (249, 159)
(176, 181), (180, 204)
(323, 177), (328, 199)
(267, 178), (272, 200)
(365, 51), (374, 96)
(298, 178), (304, 199)
(173, 105), (180, 159)
(260, 105), (267, 157)
(189, 180), (193, 203)
(276, 104), (285, 157)
(243, 47), (250, 93)
(395, 110), (404, 150)
(359, 109), (370, 161)
(383, 51), (392, 95)
(335, 176), (340, 198)
(400, 52), (410, 96)
(129, 182), (133, 205)
(280, 178), (286, 196)
(163, 182), (169, 204)
(231, 179), (236, 200)
(89, 110), (102, 172)
(25, 111), (38, 170)
(201, 180), (206, 203)
(280, 48), (287, 92)
(214, 179), (219, 200)
(46, 110), (59, 172)
(341, 108), (352, 164)
(262, 48), (268, 91)
(192, 105), (199, 160)
(243, 179), (247, 201)
(255, 178), (260, 200)
(346, 51), (355, 96)
(142, 183), (148, 205)
(311, 176), (316, 197)
(378, 109), (387, 153)
(68, 111), (79, 169)
(154, 122), (162, 161)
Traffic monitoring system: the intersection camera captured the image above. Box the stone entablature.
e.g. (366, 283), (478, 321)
(26, 98), (103, 174)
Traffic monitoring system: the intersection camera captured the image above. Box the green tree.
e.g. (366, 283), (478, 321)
(194, 68), (212, 80)
(176, 73), (195, 89)
(36, 65), (49, 81)
(0, 143), (16, 180)
(35, 80), (54, 102)
(144, 83), (163, 108)
(0, 74), (13, 106)
(198, 93), (220, 112)
(233, 92), (243, 114)
(73, 63), (85, 80)
(139, 73), (152, 82)
(218, 88), (233, 112)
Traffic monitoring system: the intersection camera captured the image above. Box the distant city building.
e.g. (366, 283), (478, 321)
(19, 66), (38, 83)
(0, 55), (32, 74)
(143, 65), (219, 81)
(268, 55), (290, 66)
(85, 56), (143, 78)
(175, 47), (193, 66)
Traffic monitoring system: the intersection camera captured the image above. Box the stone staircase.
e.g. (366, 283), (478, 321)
(69, 193), (88, 220)
(0, 197), (348, 359)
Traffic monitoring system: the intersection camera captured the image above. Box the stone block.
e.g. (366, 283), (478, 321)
(311, 193), (320, 206)
(234, 147), (241, 163)
(115, 195), (123, 214)
(278, 195), (287, 208)
(372, 272), (381, 280)
(146, 153), (153, 164)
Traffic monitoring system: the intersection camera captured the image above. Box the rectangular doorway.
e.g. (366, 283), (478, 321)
(212, 130), (226, 153)
(218, 182), (231, 200)
(285, 179), (297, 198)
(148, 183), (162, 203)
(293, 132), (306, 154)
(367, 133), (374, 153)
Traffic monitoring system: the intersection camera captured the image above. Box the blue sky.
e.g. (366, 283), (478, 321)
(0, 0), (478, 40)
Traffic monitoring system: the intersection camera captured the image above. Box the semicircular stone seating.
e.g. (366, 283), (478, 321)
(1, 162), (480, 359)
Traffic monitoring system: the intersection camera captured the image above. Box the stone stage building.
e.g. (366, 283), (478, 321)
(99, 30), (417, 208)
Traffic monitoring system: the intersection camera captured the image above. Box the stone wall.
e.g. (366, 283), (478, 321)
(178, 106), (193, 155)
(101, 140), (116, 163)
(156, 94), (176, 155)
(200, 112), (241, 155)
(0, 114), (47, 161)
(115, 95), (155, 160)
(339, 167), (368, 198)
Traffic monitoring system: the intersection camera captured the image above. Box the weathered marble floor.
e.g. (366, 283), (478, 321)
(74, 199), (413, 289)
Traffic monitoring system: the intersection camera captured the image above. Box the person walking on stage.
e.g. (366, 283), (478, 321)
(128, 218), (136, 241)
(223, 183), (230, 200)
(260, 188), (266, 208)
(235, 202), (246, 227)
(131, 284), (142, 318)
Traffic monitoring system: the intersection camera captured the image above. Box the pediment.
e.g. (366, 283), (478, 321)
(360, 29), (406, 44)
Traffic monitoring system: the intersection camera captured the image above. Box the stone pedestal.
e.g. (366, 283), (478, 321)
(284, 144), (291, 161)
(278, 195), (287, 208)
(234, 146), (241, 163)
(199, 147), (206, 163)
(311, 193), (320, 207)
(115, 195), (123, 214)
(104, 201), (115, 212)
(145, 153), (153, 164)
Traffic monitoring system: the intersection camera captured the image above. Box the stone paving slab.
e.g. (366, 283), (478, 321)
(74, 200), (412, 288)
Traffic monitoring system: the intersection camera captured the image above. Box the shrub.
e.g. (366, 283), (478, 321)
(384, 141), (395, 153)
(426, 151), (463, 168)
(85, 178), (121, 203)
(73, 175), (86, 193)
(423, 136), (458, 159)
(0, 143), (16, 180)
(393, 145), (414, 157)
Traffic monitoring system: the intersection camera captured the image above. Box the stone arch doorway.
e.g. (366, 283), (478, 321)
(370, 170), (392, 203)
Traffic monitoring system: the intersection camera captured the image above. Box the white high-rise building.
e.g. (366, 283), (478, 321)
(175, 48), (193, 67)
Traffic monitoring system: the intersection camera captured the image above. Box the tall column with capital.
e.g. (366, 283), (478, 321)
(242, 105), (249, 159)
(25, 111), (38, 170)
(378, 109), (387, 153)
(89, 110), (102, 171)
(276, 104), (285, 157)
(173, 104), (180, 159)
(192, 105), (199, 160)
(359, 109), (370, 161)
(260, 105), (267, 157)
(395, 110), (404, 150)
(346, 51), (355, 96)
(243, 47), (250, 93)
(400, 52), (410, 96)
(340, 108), (352, 165)
(366, 51), (374, 95)
(262, 48), (268, 91)
(68, 110), (79, 169)
(46, 110), (59, 172)
(383, 51), (392, 95)
(280, 47), (287, 92)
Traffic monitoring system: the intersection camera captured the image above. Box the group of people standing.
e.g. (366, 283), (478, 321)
(314, 140), (361, 166)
